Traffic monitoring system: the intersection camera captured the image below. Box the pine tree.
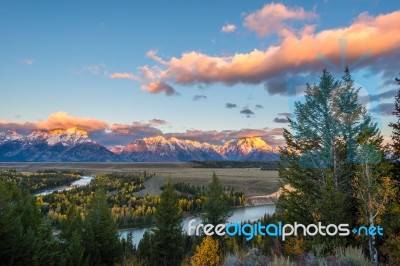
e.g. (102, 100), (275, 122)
(84, 189), (122, 266)
(277, 68), (379, 252)
(389, 77), (400, 177)
(381, 75), (400, 264)
(137, 230), (153, 264)
(33, 218), (62, 266)
(151, 179), (184, 266)
(202, 172), (230, 226)
(0, 180), (39, 265)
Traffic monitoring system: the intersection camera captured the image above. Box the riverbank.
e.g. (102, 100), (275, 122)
(245, 184), (292, 206)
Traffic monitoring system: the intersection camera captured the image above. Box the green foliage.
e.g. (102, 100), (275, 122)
(202, 172), (230, 226)
(84, 189), (122, 265)
(33, 218), (62, 266)
(137, 230), (153, 264)
(0, 179), (39, 265)
(151, 179), (184, 266)
(277, 68), (381, 254)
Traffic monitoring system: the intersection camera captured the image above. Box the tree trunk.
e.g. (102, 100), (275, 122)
(369, 215), (378, 265)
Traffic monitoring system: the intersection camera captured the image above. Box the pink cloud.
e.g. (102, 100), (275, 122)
(140, 80), (176, 95)
(244, 3), (318, 37)
(110, 72), (141, 81)
(148, 119), (167, 126)
(35, 111), (109, 131)
(126, 9), (400, 95)
(0, 112), (108, 133)
(221, 24), (237, 33)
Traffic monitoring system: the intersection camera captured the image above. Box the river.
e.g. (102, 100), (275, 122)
(119, 204), (276, 246)
(34, 175), (94, 196)
(32, 176), (276, 246)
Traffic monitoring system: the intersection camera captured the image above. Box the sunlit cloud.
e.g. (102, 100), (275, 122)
(148, 119), (167, 126)
(110, 72), (141, 81)
(221, 23), (237, 33)
(244, 3), (318, 37)
(125, 9), (400, 96)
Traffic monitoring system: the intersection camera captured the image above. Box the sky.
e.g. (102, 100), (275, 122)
(0, 0), (399, 146)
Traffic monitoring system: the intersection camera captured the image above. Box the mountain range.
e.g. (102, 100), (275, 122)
(0, 127), (279, 162)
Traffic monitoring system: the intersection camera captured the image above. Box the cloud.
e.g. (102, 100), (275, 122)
(359, 89), (398, 103)
(193, 95), (207, 101)
(273, 117), (290, 123)
(140, 81), (177, 95)
(146, 50), (167, 65)
(370, 103), (395, 116)
(255, 104), (264, 109)
(240, 108), (255, 117)
(110, 72), (141, 81)
(79, 64), (107, 75)
(92, 122), (163, 146)
(148, 119), (167, 126)
(277, 112), (292, 116)
(35, 112), (109, 131)
(244, 3), (318, 37)
(128, 9), (400, 96)
(221, 24), (237, 33)
(0, 111), (109, 134)
(0, 112), (286, 147)
(273, 112), (292, 123)
(225, 103), (237, 109)
(17, 58), (35, 65)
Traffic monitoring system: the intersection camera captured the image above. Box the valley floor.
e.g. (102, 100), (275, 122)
(0, 162), (281, 197)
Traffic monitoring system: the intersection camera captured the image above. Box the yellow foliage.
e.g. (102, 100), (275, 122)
(190, 236), (222, 266)
(283, 237), (305, 258)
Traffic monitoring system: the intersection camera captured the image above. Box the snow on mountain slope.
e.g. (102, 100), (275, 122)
(0, 130), (23, 143)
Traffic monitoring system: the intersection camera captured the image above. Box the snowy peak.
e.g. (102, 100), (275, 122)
(0, 130), (23, 143)
(218, 137), (278, 161)
(27, 127), (93, 146)
(119, 136), (278, 162)
(222, 137), (276, 156)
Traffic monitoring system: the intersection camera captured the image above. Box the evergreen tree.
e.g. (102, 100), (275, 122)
(151, 179), (183, 266)
(381, 75), (400, 264)
(137, 230), (153, 264)
(64, 231), (87, 266)
(389, 76), (400, 177)
(33, 218), (62, 266)
(84, 189), (122, 266)
(277, 68), (379, 252)
(0, 180), (39, 265)
(202, 172), (230, 226)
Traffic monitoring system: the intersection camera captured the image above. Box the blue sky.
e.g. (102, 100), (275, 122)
(0, 0), (399, 146)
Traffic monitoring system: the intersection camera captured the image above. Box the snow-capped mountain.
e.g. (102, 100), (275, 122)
(219, 137), (279, 161)
(120, 136), (223, 162)
(0, 128), (279, 162)
(0, 127), (116, 162)
(119, 136), (278, 162)
(0, 130), (23, 143)
(26, 127), (93, 146)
